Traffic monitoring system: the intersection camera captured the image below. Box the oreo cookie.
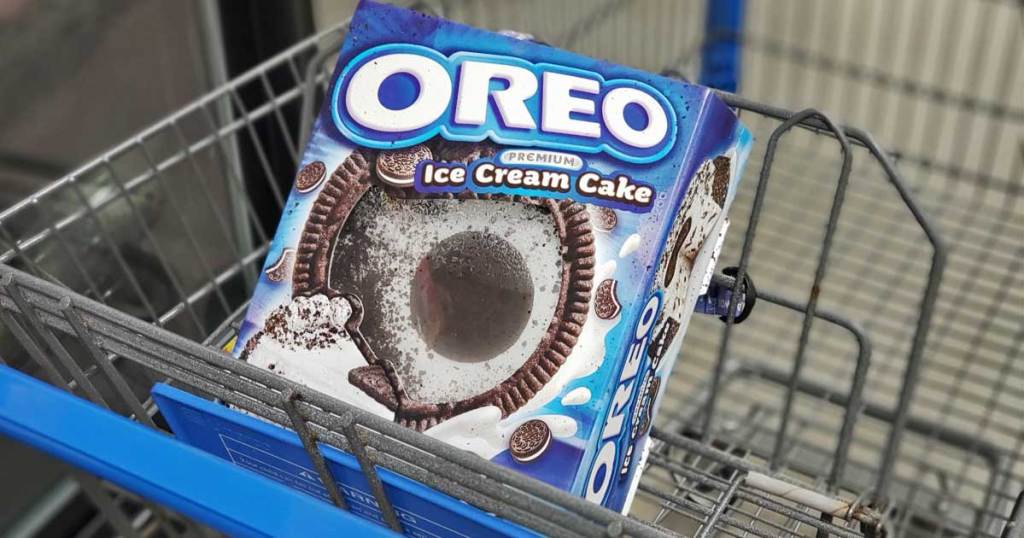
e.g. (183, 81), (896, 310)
(295, 160), (327, 193)
(590, 205), (617, 232)
(637, 376), (660, 435)
(376, 145), (432, 187)
(264, 248), (295, 282)
(509, 419), (551, 463)
(595, 279), (621, 320)
(648, 316), (680, 369)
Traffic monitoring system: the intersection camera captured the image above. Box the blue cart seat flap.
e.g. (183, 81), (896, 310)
(0, 365), (395, 538)
(151, 383), (536, 538)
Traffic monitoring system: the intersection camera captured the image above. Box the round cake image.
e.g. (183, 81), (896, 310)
(246, 141), (594, 432)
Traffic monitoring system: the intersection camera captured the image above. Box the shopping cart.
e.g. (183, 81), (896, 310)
(1, 0), (1021, 536)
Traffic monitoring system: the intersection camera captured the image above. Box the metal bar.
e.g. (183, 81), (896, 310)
(1004, 490), (1024, 538)
(0, 276), (71, 389)
(696, 474), (744, 538)
(720, 91), (948, 503)
(636, 482), (773, 538)
(751, 282), (870, 490)
(649, 429), (880, 534)
(196, 0), (255, 293)
(134, 141), (233, 317)
(645, 452), (864, 538)
(903, 164), (1023, 537)
(873, 252), (945, 500)
(0, 217), (52, 280)
(226, 90), (288, 209)
(0, 85), (304, 263)
(96, 161), (206, 336)
(166, 118), (253, 295)
(722, 93), (947, 250)
(72, 471), (144, 538)
(729, 363), (1006, 470)
(257, 71), (300, 164)
(702, 107), (853, 451)
(340, 415), (403, 533)
(26, 198), (105, 301)
(278, 388), (349, 510)
(763, 110), (852, 471)
(5, 276), (121, 410)
(64, 177), (162, 323)
(23, 311), (110, 407)
(61, 297), (158, 428)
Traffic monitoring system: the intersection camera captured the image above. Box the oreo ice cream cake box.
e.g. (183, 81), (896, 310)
(234, 0), (751, 513)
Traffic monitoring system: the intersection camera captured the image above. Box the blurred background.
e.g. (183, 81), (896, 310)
(0, 0), (1020, 536)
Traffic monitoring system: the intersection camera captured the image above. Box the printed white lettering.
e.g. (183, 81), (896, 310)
(345, 53), (451, 132)
(541, 72), (601, 138)
(586, 442), (617, 502)
(603, 87), (669, 149)
(455, 61), (538, 129)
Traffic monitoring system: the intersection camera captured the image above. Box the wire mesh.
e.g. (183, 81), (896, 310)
(0, 0), (1020, 536)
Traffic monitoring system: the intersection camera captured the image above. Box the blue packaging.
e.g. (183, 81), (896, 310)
(234, 0), (751, 513)
(152, 384), (534, 537)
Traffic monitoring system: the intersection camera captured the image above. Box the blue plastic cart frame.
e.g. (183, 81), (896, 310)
(0, 365), (396, 537)
(700, 0), (745, 92)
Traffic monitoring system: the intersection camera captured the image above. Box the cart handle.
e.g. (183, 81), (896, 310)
(0, 365), (396, 538)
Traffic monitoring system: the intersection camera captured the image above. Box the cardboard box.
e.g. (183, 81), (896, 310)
(235, 0), (751, 512)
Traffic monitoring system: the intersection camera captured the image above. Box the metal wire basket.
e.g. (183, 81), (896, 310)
(1, 1), (1021, 537)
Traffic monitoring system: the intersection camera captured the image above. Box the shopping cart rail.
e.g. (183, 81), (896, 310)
(0, 263), (878, 537)
(0, 364), (396, 538)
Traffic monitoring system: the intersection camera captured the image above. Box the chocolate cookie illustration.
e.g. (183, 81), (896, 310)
(648, 316), (680, 370)
(264, 248), (296, 282)
(295, 160), (327, 193)
(433, 139), (498, 164)
(595, 279), (621, 320)
(375, 144), (432, 187)
(509, 419), (551, 463)
(590, 205), (617, 232)
(637, 376), (660, 435)
(290, 144), (594, 431)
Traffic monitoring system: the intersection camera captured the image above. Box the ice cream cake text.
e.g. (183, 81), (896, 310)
(419, 161), (655, 207)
